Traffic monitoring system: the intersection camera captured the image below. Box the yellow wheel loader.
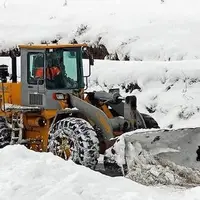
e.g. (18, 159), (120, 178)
(0, 43), (159, 170)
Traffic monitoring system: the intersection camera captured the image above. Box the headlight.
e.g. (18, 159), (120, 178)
(52, 93), (66, 100)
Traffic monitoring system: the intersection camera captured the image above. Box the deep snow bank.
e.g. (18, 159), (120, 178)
(0, 145), (199, 200)
(88, 59), (200, 129)
(1, 0), (200, 60)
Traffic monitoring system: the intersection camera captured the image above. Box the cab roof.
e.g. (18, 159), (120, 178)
(18, 43), (88, 49)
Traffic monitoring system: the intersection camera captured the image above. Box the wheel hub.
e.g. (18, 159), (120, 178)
(59, 138), (71, 159)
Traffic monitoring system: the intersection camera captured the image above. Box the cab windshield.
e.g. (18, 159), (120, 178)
(28, 48), (84, 89)
(45, 48), (82, 89)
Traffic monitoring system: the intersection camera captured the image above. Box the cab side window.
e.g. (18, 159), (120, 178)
(63, 51), (78, 82)
(27, 52), (44, 85)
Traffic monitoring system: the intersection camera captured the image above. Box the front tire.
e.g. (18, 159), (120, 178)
(47, 117), (100, 169)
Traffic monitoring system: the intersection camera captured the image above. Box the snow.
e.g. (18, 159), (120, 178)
(0, 145), (199, 200)
(0, 0), (200, 198)
(88, 59), (200, 129)
(1, 0), (200, 61)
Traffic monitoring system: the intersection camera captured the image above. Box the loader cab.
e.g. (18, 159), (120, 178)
(19, 44), (93, 109)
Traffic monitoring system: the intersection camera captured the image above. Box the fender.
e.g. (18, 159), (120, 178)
(50, 108), (86, 130)
(51, 94), (115, 140)
(68, 94), (114, 140)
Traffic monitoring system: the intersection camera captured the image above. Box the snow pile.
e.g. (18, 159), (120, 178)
(88, 59), (200, 129)
(105, 133), (200, 187)
(1, 0), (200, 60)
(1, 145), (200, 200)
(126, 142), (200, 187)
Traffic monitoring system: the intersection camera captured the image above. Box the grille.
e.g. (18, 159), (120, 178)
(29, 93), (43, 105)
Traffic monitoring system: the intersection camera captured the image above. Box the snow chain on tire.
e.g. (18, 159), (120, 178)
(0, 117), (12, 148)
(47, 117), (100, 170)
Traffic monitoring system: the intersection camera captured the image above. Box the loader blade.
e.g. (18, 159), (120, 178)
(123, 127), (200, 169)
(104, 127), (200, 187)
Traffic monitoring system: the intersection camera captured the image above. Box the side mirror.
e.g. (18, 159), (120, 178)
(82, 46), (94, 66)
(89, 54), (94, 66)
(82, 46), (93, 78)
(82, 46), (94, 90)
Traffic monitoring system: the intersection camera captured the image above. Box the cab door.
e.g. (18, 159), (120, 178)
(21, 49), (46, 107)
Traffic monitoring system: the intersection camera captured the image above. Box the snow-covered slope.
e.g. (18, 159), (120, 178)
(0, 145), (199, 200)
(1, 0), (200, 61)
(1, 56), (199, 129)
(88, 59), (200, 129)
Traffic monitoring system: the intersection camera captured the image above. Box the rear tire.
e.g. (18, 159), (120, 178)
(47, 117), (100, 170)
(0, 117), (11, 148)
(141, 113), (160, 129)
(103, 113), (159, 175)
